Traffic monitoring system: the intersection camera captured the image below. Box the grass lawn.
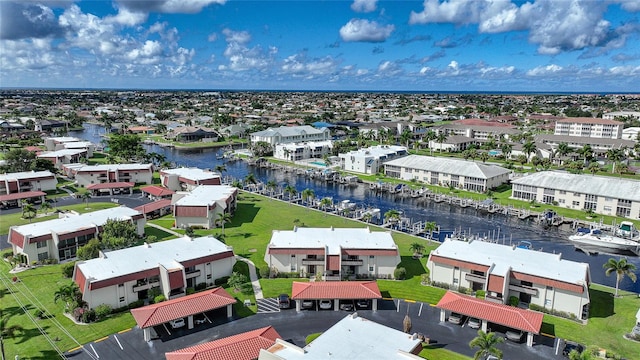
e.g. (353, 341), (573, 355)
(260, 278), (310, 299)
(221, 261), (257, 317)
(143, 226), (177, 241)
(420, 344), (471, 360)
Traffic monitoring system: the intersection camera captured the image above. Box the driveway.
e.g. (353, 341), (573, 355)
(65, 299), (565, 360)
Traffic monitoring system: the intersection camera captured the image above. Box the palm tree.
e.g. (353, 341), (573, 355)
(384, 209), (401, 224)
(214, 164), (227, 176)
(523, 140), (536, 161)
(578, 145), (593, 165)
(587, 162), (600, 175)
(39, 201), (52, 215)
(603, 257), (637, 297)
(244, 173), (257, 185)
(21, 202), (36, 222)
(322, 154), (332, 167)
(284, 184), (297, 202)
(424, 130), (437, 155)
(217, 212), (233, 235)
(54, 283), (82, 313)
(283, 148), (292, 163)
(362, 212), (373, 223)
(615, 162), (629, 177)
(479, 152), (489, 163)
(266, 180), (277, 196)
(410, 242), (425, 257)
(469, 330), (504, 360)
(400, 129), (412, 148)
(80, 192), (91, 208)
(557, 142), (571, 157)
(436, 132), (448, 153)
(301, 188), (315, 206)
(606, 148), (625, 174)
(500, 143), (513, 160)
(424, 221), (437, 239)
(516, 154), (528, 167)
(319, 197), (333, 215)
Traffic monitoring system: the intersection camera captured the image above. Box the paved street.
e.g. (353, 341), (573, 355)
(65, 299), (565, 360)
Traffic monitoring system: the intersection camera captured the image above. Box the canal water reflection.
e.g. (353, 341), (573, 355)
(71, 124), (640, 293)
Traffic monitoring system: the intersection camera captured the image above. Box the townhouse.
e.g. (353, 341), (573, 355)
(0, 170), (57, 195)
(172, 185), (238, 229)
(37, 149), (88, 169)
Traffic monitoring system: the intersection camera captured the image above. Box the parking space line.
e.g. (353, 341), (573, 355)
(396, 300), (400, 312)
(114, 335), (123, 350)
(163, 323), (171, 336)
(418, 303), (423, 317)
(90, 344), (99, 359)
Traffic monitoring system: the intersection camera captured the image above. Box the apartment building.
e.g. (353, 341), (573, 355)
(172, 185), (238, 229)
(274, 141), (333, 161)
(0, 170), (57, 195)
(339, 145), (407, 174)
(160, 167), (222, 191)
(250, 125), (331, 146)
(554, 117), (623, 139)
(63, 163), (154, 187)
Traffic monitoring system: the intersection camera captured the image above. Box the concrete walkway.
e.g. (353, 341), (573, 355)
(236, 256), (263, 300)
(146, 222), (182, 237)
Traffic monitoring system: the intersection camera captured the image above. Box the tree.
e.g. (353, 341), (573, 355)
(227, 271), (247, 292)
(39, 201), (52, 215)
(284, 184), (297, 202)
(500, 143), (512, 160)
(362, 212), (372, 223)
(319, 197), (333, 214)
(603, 257), (637, 297)
(410, 242), (425, 257)
(578, 145), (593, 165)
(100, 218), (138, 250)
(217, 212), (232, 235)
(400, 129), (412, 148)
(384, 209), (401, 223)
(615, 162), (629, 177)
(266, 180), (277, 196)
(436, 132), (448, 153)
(424, 221), (437, 239)
(3, 149), (36, 172)
(557, 142), (571, 158)
(301, 188), (315, 205)
(606, 148), (625, 174)
(322, 153), (332, 167)
(54, 283), (83, 313)
(424, 130), (437, 155)
(80, 192), (91, 208)
(251, 141), (273, 157)
(21, 202), (36, 222)
(244, 173), (257, 185)
(107, 134), (145, 161)
(523, 141), (536, 161)
(516, 154), (528, 166)
(479, 152), (489, 163)
(32, 158), (57, 173)
(587, 162), (600, 175)
(469, 330), (504, 360)
(214, 164), (227, 176)
(76, 238), (101, 260)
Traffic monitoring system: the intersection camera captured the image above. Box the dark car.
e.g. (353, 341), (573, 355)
(562, 341), (584, 357)
(278, 294), (290, 309)
(505, 330), (523, 342)
(356, 299), (370, 309)
(339, 300), (354, 311)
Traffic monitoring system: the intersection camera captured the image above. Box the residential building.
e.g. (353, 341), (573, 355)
(259, 313), (423, 359)
(274, 141), (333, 162)
(173, 185), (238, 229)
(427, 135), (481, 152)
(339, 145), (407, 174)
(384, 155), (511, 192)
(511, 171), (640, 219)
(166, 326), (281, 360)
(73, 235), (235, 309)
(535, 134), (635, 155)
(8, 206), (145, 263)
(166, 126), (220, 142)
(427, 239), (591, 320)
(63, 163), (154, 187)
(160, 167), (221, 191)
(250, 125), (331, 146)
(37, 149), (87, 168)
(44, 136), (82, 151)
(0, 170), (57, 195)
(602, 111), (640, 121)
(264, 227), (400, 280)
(435, 122), (519, 140)
(621, 127), (640, 141)
(554, 117), (623, 139)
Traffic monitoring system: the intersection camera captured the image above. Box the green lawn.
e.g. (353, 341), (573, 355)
(143, 226), (177, 241)
(222, 261), (257, 317)
(260, 278), (310, 299)
(420, 344), (472, 360)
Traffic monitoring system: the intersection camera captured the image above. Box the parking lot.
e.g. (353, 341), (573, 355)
(66, 299), (568, 360)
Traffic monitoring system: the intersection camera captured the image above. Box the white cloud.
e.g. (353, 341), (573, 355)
(0, 1), (67, 40)
(351, 0), (377, 13)
(618, 0), (640, 12)
(340, 19), (394, 42)
(208, 33), (218, 42)
(526, 64), (563, 76)
(281, 54), (339, 76)
(220, 30), (275, 72)
(222, 28), (251, 45)
(116, 0), (226, 14)
(105, 7), (147, 26)
(410, 0), (629, 55)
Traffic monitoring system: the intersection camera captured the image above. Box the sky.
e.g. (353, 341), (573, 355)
(1, 0), (640, 92)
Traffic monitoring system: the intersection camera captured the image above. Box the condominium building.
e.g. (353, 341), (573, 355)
(0, 170), (57, 195)
(427, 239), (591, 320)
(8, 206), (145, 263)
(250, 125), (331, 146)
(339, 145), (407, 174)
(73, 235), (235, 308)
(172, 185), (238, 229)
(264, 227), (400, 280)
(63, 163), (154, 187)
(554, 117), (623, 139)
(511, 171), (640, 219)
(384, 154), (511, 192)
(274, 141), (333, 162)
(160, 168), (221, 192)
(37, 149), (88, 168)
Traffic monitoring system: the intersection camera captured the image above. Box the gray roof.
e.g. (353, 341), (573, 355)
(251, 125), (327, 137)
(384, 155), (511, 180)
(512, 171), (640, 202)
(536, 134), (635, 148)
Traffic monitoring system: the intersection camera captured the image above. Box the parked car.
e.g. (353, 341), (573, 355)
(356, 299), (370, 309)
(562, 341), (584, 357)
(194, 315), (208, 325)
(486, 356), (500, 360)
(339, 300), (354, 311)
(319, 300), (333, 310)
(169, 318), (185, 329)
(467, 317), (481, 329)
(278, 294), (290, 309)
(301, 300), (314, 309)
(505, 330), (523, 342)
(448, 312), (464, 325)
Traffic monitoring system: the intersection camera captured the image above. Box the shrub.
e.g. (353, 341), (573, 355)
(431, 281), (450, 290)
(394, 267), (407, 280)
(186, 287), (195, 295)
(94, 304), (112, 320)
(276, 272), (300, 279)
(508, 296), (519, 307)
(215, 276), (230, 286)
(73, 307), (85, 321)
(34, 308), (49, 319)
(154, 295), (166, 304)
(195, 282), (207, 291)
(259, 266), (270, 279)
(82, 309), (96, 323)
(458, 287), (470, 295)
(127, 300), (145, 310)
(61, 261), (76, 278)
(475, 290), (486, 299)
(528, 303), (579, 322)
(420, 274), (430, 285)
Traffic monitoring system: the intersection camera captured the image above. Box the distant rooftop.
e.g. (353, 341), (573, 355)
(268, 227), (397, 255)
(0, 170), (55, 181)
(173, 185), (237, 207)
(161, 167), (221, 181)
(384, 154), (511, 179)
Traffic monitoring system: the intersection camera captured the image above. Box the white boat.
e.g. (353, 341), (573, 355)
(568, 228), (640, 254)
(615, 221), (640, 240)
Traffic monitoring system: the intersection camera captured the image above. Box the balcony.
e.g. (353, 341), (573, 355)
(302, 258), (325, 266)
(341, 259), (363, 266)
(465, 273), (486, 284)
(185, 269), (201, 279)
(132, 280), (160, 292)
(508, 283), (538, 296)
(485, 294), (504, 304)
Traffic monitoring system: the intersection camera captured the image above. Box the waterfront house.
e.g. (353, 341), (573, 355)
(339, 145), (407, 174)
(172, 185), (238, 229)
(274, 140), (333, 162)
(250, 125), (331, 146)
(37, 149), (88, 169)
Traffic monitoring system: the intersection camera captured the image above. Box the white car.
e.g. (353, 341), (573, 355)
(319, 300), (333, 310)
(169, 318), (185, 329)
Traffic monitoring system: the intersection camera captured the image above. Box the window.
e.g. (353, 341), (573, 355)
(37, 252), (49, 261)
(119, 297), (125, 302)
(207, 274), (212, 279)
(369, 255), (374, 259)
(118, 284), (124, 288)
(369, 266), (374, 272)
(36, 241), (47, 249)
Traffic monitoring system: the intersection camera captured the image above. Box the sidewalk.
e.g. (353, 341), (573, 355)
(236, 256), (263, 300)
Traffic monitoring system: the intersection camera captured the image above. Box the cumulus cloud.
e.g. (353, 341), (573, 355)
(526, 64), (564, 76)
(222, 28), (252, 45)
(281, 53), (339, 76)
(219, 29), (276, 72)
(0, 1), (67, 40)
(340, 19), (394, 42)
(410, 0), (632, 55)
(351, 0), (377, 13)
(116, 0), (226, 14)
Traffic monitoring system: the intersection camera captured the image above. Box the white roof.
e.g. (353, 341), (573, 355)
(263, 313), (420, 359)
(47, 136), (80, 143)
(0, 170), (55, 181)
(340, 145), (407, 159)
(38, 149), (86, 157)
(63, 141), (94, 149)
(173, 185), (236, 207)
(74, 163), (153, 172)
(161, 167), (220, 181)
(77, 235), (231, 282)
(384, 154), (511, 179)
(512, 171), (640, 202)
(12, 206), (141, 238)
(251, 125), (327, 137)
(277, 140), (333, 150)
(268, 227), (396, 255)
(431, 239), (589, 286)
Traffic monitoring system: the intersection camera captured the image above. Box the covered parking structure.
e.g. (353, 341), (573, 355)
(130, 287), (236, 341)
(134, 199), (172, 219)
(436, 291), (544, 346)
(86, 181), (134, 196)
(0, 191), (46, 208)
(291, 281), (382, 312)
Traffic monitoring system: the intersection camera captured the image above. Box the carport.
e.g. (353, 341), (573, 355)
(130, 287), (236, 341)
(436, 291), (543, 347)
(0, 191), (46, 207)
(291, 281), (382, 312)
(86, 181), (134, 196)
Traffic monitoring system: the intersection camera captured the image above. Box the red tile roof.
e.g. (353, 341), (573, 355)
(86, 182), (134, 190)
(291, 281), (382, 300)
(140, 185), (175, 197)
(130, 287), (236, 328)
(134, 199), (172, 214)
(164, 326), (281, 360)
(436, 291), (543, 334)
(0, 191), (46, 202)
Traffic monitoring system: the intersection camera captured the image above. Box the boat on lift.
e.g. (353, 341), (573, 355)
(568, 227), (640, 254)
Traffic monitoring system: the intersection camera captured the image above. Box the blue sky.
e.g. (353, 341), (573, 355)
(1, 0), (639, 92)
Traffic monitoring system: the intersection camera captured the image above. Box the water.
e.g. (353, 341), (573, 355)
(71, 124), (640, 293)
